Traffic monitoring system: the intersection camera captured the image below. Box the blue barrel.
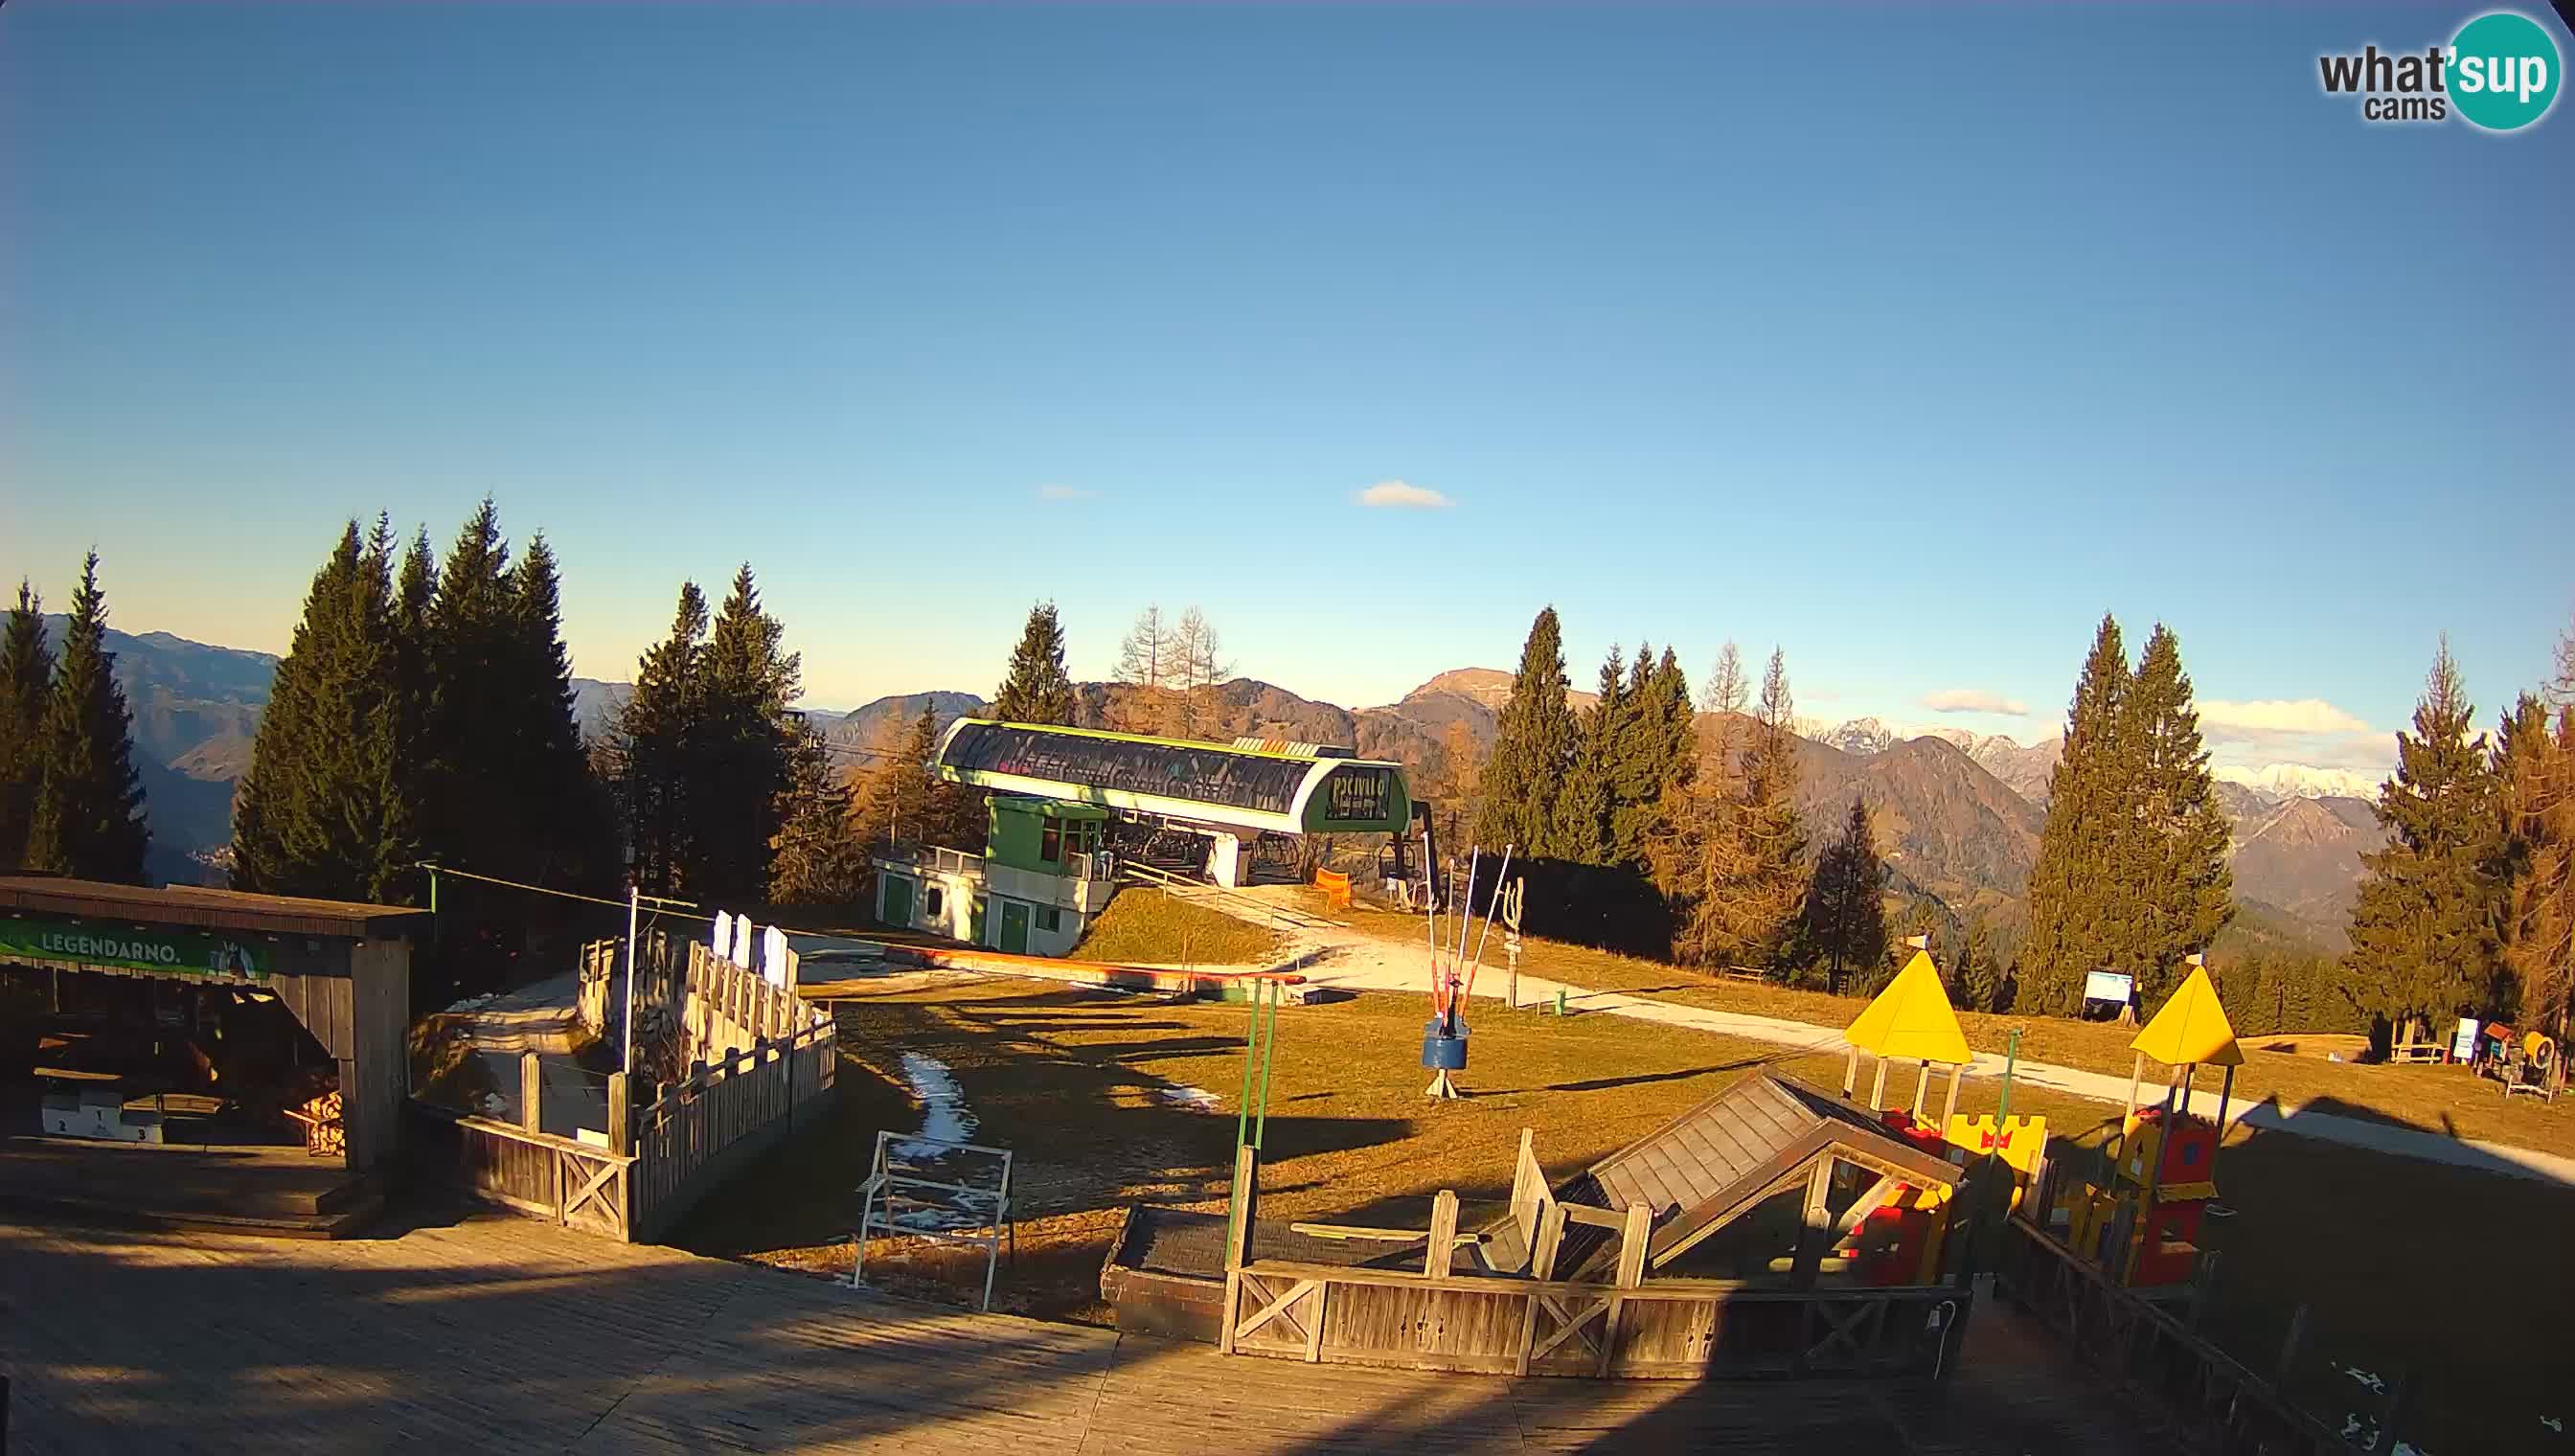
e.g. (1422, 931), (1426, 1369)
(1422, 1019), (1470, 1070)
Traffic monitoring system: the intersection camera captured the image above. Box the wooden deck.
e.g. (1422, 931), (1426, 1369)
(1, 1211), (2190, 1454)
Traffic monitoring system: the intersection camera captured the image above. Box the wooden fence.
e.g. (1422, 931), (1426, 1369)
(1218, 1148), (1963, 1380)
(432, 934), (834, 1243)
(1994, 1215), (2354, 1454)
(578, 931), (809, 1068)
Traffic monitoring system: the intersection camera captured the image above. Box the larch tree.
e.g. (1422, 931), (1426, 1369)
(991, 602), (1078, 727)
(1111, 604), (1178, 734)
(1168, 605), (1232, 739)
(231, 521), (416, 901)
(25, 551), (149, 883)
(2018, 615), (2134, 1014)
(1734, 648), (1809, 971)
(2499, 619), (2575, 1034)
(0, 581), (55, 869)
(2345, 640), (2505, 1038)
(1472, 607), (1577, 856)
(1669, 640), (1757, 968)
(1802, 795), (1889, 994)
(2122, 624), (2235, 1003)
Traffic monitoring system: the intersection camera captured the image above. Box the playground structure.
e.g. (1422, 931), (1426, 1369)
(2047, 956), (2237, 1295)
(1103, 937), (2071, 1381)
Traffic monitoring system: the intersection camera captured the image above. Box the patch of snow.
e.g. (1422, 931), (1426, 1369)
(1158, 1085), (1222, 1112)
(892, 1051), (979, 1159)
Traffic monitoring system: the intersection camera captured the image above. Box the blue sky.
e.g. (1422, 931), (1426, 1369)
(4, 3), (2568, 778)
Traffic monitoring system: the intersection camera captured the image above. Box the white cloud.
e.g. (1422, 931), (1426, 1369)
(1920, 688), (2030, 716)
(2197, 698), (2373, 739)
(1036, 484), (1096, 502)
(1356, 479), (1452, 510)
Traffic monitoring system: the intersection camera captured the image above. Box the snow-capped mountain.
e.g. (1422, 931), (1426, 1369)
(2214, 762), (2384, 802)
(1819, 717), (1895, 755)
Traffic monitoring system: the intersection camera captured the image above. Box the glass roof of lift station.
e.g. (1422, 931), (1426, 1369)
(934, 719), (1409, 834)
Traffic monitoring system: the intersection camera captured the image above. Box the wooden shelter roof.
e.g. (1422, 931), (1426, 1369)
(1550, 1073), (1962, 1275)
(0, 876), (430, 941)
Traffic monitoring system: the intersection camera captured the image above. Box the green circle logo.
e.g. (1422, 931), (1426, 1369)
(2450, 11), (2561, 131)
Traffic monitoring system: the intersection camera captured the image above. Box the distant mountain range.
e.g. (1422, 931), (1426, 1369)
(41, 625), (2385, 956)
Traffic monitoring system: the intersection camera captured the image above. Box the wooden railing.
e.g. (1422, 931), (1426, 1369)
(431, 940), (836, 1244)
(627, 1019), (835, 1241)
(1994, 1216), (2355, 1454)
(1219, 1148), (1963, 1380)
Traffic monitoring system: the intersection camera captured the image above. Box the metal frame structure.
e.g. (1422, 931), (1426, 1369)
(933, 718), (1411, 836)
(851, 1129), (1016, 1311)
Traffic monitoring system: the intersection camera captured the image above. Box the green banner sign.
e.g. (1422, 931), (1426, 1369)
(0, 915), (271, 981)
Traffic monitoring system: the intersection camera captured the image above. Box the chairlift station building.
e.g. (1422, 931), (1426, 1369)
(871, 719), (1412, 956)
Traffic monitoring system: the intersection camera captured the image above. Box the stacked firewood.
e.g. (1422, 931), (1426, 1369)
(295, 1088), (345, 1158)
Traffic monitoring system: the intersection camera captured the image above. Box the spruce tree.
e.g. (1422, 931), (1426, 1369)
(25, 552), (150, 882)
(2346, 641), (2505, 1038)
(0, 581), (55, 869)
(232, 522), (415, 900)
(1548, 646), (1626, 864)
(1620, 647), (1694, 879)
(1955, 915), (2005, 1013)
(1472, 607), (1576, 855)
(510, 534), (609, 886)
(611, 582), (710, 896)
(2019, 615), (2133, 1014)
(695, 564), (802, 903)
(991, 602), (1078, 726)
(2122, 625), (2235, 1002)
(768, 717), (866, 903)
(1802, 795), (1889, 993)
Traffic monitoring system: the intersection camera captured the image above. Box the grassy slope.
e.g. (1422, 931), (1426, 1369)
(681, 976), (2572, 1453)
(1070, 886), (1283, 966)
(1309, 890), (2575, 1162)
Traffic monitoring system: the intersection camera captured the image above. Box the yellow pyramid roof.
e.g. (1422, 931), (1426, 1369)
(2131, 966), (2244, 1067)
(1844, 950), (1971, 1065)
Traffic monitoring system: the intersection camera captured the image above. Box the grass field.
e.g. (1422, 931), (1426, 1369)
(1304, 889), (2575, 1162)
(1071, 886), (1284, 966)
(678, 973), (2575, 1453)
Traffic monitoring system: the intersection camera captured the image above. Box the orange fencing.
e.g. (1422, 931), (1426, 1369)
(1314, 868), (1352, 911)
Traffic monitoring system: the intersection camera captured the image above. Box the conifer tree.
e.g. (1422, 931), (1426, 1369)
(1735, 648), (1808, 971)
(695, 564), (803, 903)
(609, 582), (709, 896)
(1620, 647), (1695, 879)
(1549, 646), (1626, 864)
(1473, 607), (1577, 855)
(2019, 615), (2133, 1013)
(0, 581), (55, 869)
(2122, 624), (2235, 1002)
(1669, 641), (1761, 968)
(232, 522), (415, 900)
(25, 552), (149, 882)
(2346, 640), (2505, 1037)
(2499, 631), (2575, 1035)
(768, 717), (866, 904)
(1954, 915), (2005, 1012)
(1802, 795), (1888, 993)
(992, 602), (1078, 727)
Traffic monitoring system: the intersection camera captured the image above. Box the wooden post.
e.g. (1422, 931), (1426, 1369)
(2215, 1063), (2236, 1137)
(2274, 1302), (2312, 1385)
(1843, 1046), (1859, 1098)
(519, 1051), (542, 1134)
(1940, 1063), (1963, 1127)
(607, 1072), (630, 1156)
(1425, 1189), (1460, 1280)
(1868, 1058), (1888, 1112)
(1911, 1061), (1930, 1119)
(1597, 1202), (1651, 1376)
(2125, 1052), (2144, 1119)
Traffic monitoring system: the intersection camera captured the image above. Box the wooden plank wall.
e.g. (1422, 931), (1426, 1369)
(627, 1019), (836, 1242)
(342, 939), (411, 1175)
